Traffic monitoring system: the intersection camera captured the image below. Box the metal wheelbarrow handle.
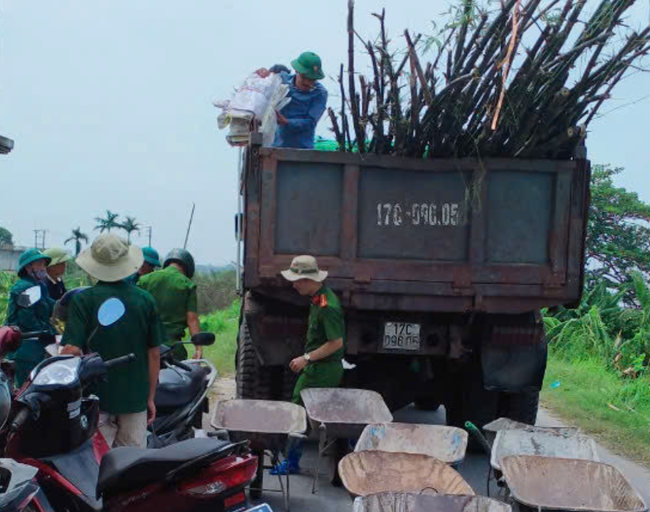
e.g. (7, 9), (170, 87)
(465, 421), (493, 457)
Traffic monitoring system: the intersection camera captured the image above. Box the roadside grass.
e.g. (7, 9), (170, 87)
(199, 299), (240, 377)
(541, 355), (650, 467)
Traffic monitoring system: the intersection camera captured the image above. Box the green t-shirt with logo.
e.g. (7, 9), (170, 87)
(62, 281), (165, 415)
(305, 286), (345, 362)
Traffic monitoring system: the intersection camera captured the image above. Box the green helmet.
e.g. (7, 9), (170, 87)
(18, 248), (51, 276)
(163, 248), (195, 279)
(142, 247), (161, 267)
(43, 247), (72, 267)
(291, 52), (325, 80)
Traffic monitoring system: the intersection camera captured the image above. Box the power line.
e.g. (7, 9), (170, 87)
(33, 229), (48, 249)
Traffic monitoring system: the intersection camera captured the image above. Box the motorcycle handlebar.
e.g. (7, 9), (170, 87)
(10, 408), (31, 433)
(20, 331), (47, 339)
(104, 353), (136, 369)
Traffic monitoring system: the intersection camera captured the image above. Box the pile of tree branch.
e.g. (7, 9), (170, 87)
(329, 0), (650, 159)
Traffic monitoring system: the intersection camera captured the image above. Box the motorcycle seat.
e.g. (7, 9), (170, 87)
(155, 363), (208, 411)
(96, 437), (233, 497)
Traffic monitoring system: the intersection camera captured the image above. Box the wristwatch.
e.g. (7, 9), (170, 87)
(303, 353), (311, 362)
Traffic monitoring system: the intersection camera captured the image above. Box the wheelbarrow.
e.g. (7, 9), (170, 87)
(300, 388), (393, 494)
(353, 493), (511, 512)
(483, 417), (579, 446)
(211, 399), (307, 511)
(500, 455), (648, 512)
(339, 451), (475, 499)
(355, 423), (468, 466)
(490, 426), (599, 471)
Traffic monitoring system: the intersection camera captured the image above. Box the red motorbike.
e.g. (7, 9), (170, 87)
(0, 297), (264, 512)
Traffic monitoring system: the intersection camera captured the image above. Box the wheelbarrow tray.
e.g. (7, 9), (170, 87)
(301, 388), (393, 439)
(353, 493), (511, 512)
(211, 399), (307, 452)
(483, 417), (579, 446)
(491, 426), (598, 471)
(500, 455), (648, 512)
(355, 423), (468, 465)
(339, 451), (474, 498)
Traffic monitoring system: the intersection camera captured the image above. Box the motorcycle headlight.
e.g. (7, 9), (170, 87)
(33, 358), (80, 387)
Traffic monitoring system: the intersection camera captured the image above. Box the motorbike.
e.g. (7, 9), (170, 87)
(53, 287), (219, 449)
(1, 297), (264, 512)
(149, 338), (218, 448)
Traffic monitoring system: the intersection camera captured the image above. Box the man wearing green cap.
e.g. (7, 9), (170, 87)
(126, 246), (161, 285)
(43, 248), (73, 300)
(257, 51), (328, 149)
(3, 249), (57, 386)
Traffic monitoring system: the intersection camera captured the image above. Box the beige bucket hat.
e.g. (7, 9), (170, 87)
(76, 234), (143, 283)
(281, 255), (328, 282)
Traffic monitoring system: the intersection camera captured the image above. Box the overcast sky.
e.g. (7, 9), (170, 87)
(1, 1), (648, 265)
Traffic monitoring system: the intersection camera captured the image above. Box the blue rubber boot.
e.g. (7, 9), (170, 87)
(270, 440), (303, 475)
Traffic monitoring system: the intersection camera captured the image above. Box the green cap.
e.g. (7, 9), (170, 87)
(142, 246), (161, 267)
(18, 248), (51, 275)
(43, 247), (72, 266)
(291, 52), (325, 81)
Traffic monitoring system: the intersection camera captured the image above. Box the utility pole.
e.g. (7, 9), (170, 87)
(146, 226), (152, 246)
(33, 229), (47, 249)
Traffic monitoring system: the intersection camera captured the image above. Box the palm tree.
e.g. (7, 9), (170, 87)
(94, 210), (120, 233)
(120, 216), (141, 243)
(65, 227), (89, 256)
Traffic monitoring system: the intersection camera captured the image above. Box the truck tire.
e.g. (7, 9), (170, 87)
(236, 320), (275, 400)
(498, 390), (540, 425)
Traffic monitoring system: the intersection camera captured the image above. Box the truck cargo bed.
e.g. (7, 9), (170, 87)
(243, 144), (590, 314)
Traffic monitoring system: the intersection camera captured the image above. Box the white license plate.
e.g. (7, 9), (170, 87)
(382, 323), (421, 351)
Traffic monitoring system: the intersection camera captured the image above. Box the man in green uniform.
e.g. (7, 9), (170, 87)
(125, 246), (161, 285)
(61, 234), (165, 448)
(4, 248), (57, 387)
(138, 248), (201, 360)
(271, 255), (345, 475)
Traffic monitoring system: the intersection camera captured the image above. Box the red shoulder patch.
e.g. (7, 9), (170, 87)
(319, 294), (328, 308)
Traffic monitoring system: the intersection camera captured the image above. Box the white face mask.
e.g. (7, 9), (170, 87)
(31, 268), (48, 281)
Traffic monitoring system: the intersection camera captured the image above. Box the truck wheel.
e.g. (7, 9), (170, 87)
(498, 390), (540, 425)
(236, 320), (275, 400)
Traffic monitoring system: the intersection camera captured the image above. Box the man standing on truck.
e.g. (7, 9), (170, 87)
(271, 255), (345, 475)
(256, 52), (328, 149)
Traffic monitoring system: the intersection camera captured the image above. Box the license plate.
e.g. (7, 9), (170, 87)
(244, 505), (273, 512)
(382, 323), (421, 351)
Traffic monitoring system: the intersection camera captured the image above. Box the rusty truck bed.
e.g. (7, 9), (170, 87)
(242, 143), (590, 314)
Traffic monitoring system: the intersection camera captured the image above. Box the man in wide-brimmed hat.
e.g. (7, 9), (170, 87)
(43, 247), (73, 300)
(61, 234), (165, 448)
(3, 248), (57, 386)
(271, 255), (345, 475)
(256, 51), (328, 149)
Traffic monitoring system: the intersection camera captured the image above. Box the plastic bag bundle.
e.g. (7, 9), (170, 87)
(214, 73), (290, 147)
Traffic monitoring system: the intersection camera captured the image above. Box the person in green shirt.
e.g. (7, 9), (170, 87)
(138, 248), (201, 360)
(4, 249), (57, 387)
(125, 246), (161, 285)
(271, 255), (345, 475)
(61, 234), (165, 448)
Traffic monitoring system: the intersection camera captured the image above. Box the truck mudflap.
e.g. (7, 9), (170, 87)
(480, 311), (547, 393)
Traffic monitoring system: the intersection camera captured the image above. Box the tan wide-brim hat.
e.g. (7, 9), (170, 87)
(281, 255), (328, 282)
(77, 233), (144, 283)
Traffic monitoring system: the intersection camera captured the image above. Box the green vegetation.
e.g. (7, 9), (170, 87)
(198, 298), (239, 376)
(0, 227), (13, 246)
(542, 358), (650, 466)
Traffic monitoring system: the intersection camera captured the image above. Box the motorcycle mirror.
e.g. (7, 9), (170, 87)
(190, 332), (216, 346)
(97, 298), (126, 327)
(17, 286), (42, 308)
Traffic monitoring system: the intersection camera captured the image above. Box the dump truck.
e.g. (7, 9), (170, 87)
(234, 133), (590, 430)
